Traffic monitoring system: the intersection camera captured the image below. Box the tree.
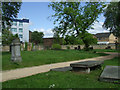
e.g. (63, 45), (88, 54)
(103, 2), (120, 42)
(64, 35), (83, 45)
(2, 1), (22, 28)
(1, 1), (22, 45)
(2, 28), (18, 45)
(82, 33), (97, 50)
(31, 31), (44, 45)
(49, 2), (106, 49)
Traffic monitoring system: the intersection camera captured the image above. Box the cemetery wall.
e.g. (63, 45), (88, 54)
(61, 45), (116, 49)
(2, 44), (116, 51)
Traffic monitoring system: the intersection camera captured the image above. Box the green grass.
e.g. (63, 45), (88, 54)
(2, 57), (120, 88)
(94, 49), (118, 52)
(2, 50), (108, 71)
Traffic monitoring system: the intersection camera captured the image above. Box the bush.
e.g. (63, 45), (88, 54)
(24, 42), (28, 51)
(66, 46), (70, 49)
(52, 44), (61, 50)
(31, 43), (34, 50)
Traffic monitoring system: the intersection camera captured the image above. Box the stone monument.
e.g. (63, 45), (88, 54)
(11, 38), (22, 62)
(99, 65), (120, 83)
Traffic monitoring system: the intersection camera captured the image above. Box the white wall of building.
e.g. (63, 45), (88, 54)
(10, 19), (30, 42)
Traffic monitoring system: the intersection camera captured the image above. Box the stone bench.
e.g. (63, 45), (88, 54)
(70, 61), (104, 73)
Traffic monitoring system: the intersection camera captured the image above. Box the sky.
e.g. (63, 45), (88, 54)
(18, 2), (109, 38)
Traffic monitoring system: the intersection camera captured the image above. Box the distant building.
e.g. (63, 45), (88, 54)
(43, 38), (55, 48)
(10, 18), (30, 43)
(94, 33), (118, 44)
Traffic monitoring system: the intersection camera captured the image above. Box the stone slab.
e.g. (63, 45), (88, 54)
(70, 61), (104, 68)
(99, 65), (120, 83)
(50, 66), (72, 72)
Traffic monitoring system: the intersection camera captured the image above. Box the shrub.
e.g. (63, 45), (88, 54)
(66, 46), (70, 49)
(31, 43), (34, 50)
(24, 42), (28, 51)
(52, 44), (61, 50)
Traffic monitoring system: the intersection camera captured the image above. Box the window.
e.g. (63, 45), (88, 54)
(19, 34), (23, 38)
(19, 22), (23, 26)
(13, 21), (17, 26)
(19, 28), (23, 32)
(11, 28), (17, 32)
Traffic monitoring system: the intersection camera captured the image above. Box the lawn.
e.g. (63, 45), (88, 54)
(2, 57), (119, 88)
(2, 50), (108, 71)
(94, 49), (118, 52)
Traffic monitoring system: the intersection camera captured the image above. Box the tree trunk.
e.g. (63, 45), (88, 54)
(83, 39), (89, 51)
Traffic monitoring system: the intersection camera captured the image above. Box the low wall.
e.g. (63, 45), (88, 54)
(2, 46), (10, 51)
(2, 44), (116, 52)
(2, 44), (44, 52)
(61, 45), (116, 50)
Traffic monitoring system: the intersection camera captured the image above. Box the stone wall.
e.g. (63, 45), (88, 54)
(2, 44), (116, 52)
(61, 45), (116, 50)
(2, 46), (10, 51)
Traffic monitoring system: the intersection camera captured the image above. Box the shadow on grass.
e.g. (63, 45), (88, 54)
(96, 53), (109, 56)
(2, 51), (11, 55)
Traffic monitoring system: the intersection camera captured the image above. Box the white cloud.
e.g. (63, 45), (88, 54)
(32, 21), (109, 38)
(33, 28), (54, 38)
(88, 21), (109, 34)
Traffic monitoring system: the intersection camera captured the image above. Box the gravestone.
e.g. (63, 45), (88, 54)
(99, 66), (120, 83)
(74, 47), (77, 50)
(11, 38), (22, 62)
(70, 61), (103, 73)
(50, 66), (72, 72)
(78, 45), (81, 50)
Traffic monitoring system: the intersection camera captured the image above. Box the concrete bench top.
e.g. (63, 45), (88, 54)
(70, 61), (104, 68)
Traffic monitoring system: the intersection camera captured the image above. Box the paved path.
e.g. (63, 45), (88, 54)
(1, 52), (119, 82)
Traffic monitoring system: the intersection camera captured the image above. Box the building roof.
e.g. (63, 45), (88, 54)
(12, 19), (29, 23)
(94, 32), (111, 38)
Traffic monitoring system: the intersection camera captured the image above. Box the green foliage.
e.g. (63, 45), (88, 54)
(2, 29), (19, 45)
(2, 2), (22, 28)
(82, 33), (97, 51)
(103, 2), (120, 37)
(49, 2), (106, 49)
(1, 2), (22, 45)
(64, 35), (83, 45)
(31, 31), (44, 45)
(24, 42), (28, 51)
(31, 43), (34, 50)
(66, 46), (70, 49)
(52, 44), (61, 50)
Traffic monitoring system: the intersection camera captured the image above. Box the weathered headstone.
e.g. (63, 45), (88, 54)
(78, 45), (81, 50)
(50, 66), (72, 72)
(74, 47), (77, 50)
(11, 38), (22, 62)
(70, 61), (103, 73)
(99, 66), (120, 83)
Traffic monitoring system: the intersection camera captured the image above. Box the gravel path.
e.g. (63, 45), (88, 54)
(1, 52), (119, 82)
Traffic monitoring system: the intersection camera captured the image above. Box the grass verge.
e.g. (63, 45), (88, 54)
(2, 50), (108, 71)
(2, 57), (119, 88)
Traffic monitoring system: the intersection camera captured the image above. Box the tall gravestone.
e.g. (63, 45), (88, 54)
(11, 38), (22, 62)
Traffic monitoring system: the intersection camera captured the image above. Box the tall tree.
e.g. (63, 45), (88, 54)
(49, 2), (106, 49)
(31, 31), (44, 45)
(2, 1), (22, 28)
(103, 2), (120, 38)
(1, 1), (22, 45)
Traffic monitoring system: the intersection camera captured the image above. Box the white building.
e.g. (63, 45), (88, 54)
(10, 18), (30, 43)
